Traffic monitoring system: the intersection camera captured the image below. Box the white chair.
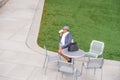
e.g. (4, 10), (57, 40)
(58, 61), (81, 80)
(43, 45), (61, 74)
(81, 58), (104, 80)
(85, 40), (104, 58)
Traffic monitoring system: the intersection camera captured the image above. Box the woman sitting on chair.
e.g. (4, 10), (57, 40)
(58, 25), (72, 63)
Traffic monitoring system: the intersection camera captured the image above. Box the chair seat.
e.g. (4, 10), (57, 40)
(84, 52), (98, 58)
(58, 61), (81, 80)
(59, 65), (74, 73)
(84, 58), (104, 69)
(62, 69), (81, 77)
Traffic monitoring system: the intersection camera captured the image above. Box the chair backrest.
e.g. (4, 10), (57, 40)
(89, 40), (104, 56)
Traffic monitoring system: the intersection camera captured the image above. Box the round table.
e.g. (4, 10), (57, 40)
(62, 48), (85, 58)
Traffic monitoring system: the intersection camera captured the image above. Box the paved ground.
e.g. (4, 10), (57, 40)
(0, 0), (120, 80)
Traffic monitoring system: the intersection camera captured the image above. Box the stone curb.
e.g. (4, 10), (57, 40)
(25, 0), (58, 55)
(26, 0), (46, 54)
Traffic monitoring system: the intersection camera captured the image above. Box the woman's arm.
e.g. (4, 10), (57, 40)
(62, 33), (72, 49)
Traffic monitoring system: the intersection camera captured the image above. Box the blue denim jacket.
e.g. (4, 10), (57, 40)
(59, 33), (72, 49)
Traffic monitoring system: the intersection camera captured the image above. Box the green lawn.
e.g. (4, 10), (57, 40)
(37, 0), (120, 61)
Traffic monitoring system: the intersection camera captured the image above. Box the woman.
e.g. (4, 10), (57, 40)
(58, 25), (72, 62)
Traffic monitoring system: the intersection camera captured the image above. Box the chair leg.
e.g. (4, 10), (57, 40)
(73, 70), (77, 80)
(43, 60), (46, 68)
(43, 56), (47, 68)
(101, 68), (103, 80)
(75, 72), (78, 80)
(61, 72), (63, 78)
(73, 76), (77, 80)
(56, 69), (60, 80)
(81, 62), (84, 75)
(86, 69), (88, 80)
(57, 61), (60, 67)
(44, 60), (48, 75)
(44, 65), (48, 75)
(94, 68), (96, 75)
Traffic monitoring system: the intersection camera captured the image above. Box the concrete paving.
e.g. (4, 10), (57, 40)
(0, 0), (120, 80)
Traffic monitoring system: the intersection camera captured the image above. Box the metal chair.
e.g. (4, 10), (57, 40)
(58, 61), (81, 80)
(43, 45), (61, 74)
(85, 40), (104, 58)
(81, 58), (104, 80)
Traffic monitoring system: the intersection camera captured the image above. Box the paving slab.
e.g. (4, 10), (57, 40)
(0, 61), (16, 76)
(6, 64), (34, 80)
(0, 76), (22, 80)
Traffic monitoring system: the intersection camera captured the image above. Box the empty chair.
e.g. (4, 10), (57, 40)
(85, 40), (104, 58)
(43, 45), (61, 74)
(58, 61), (81, 80)
(81, 58), (104, 80)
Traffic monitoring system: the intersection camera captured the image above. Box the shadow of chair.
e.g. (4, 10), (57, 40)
(43, 45), (61, 74)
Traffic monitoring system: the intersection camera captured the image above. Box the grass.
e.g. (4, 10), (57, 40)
(37, 0), (120, 61)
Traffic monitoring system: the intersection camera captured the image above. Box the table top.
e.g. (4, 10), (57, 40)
(62, 48), (85, 58)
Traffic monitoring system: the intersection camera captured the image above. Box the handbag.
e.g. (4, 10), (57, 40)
(68, 42), (79, 51)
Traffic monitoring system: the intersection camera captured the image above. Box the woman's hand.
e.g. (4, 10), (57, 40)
(59, 32), (63, 36)
(58, 48), (62, 54)
(59, 29), (63, 36)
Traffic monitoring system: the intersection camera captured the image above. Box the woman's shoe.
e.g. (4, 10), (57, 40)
(68, 58), (72, 63)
